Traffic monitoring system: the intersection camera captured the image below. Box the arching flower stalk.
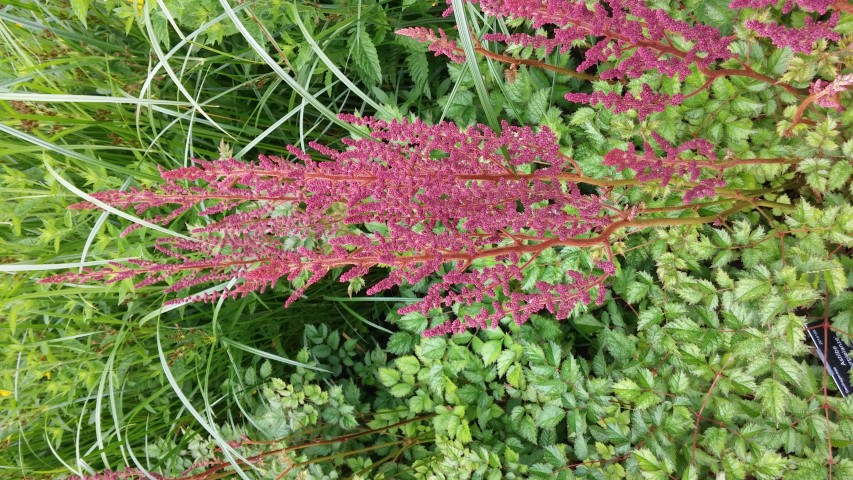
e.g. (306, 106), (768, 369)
(398, 0), (835, 119)
(42, 115), (768, 336)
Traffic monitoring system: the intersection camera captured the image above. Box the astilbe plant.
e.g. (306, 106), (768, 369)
(42, 113), (762, 337)
(43, 0), (847, 339)
(402, 0), (801, 116)
(400, 0), (850, 119)
(734, 0), (851, 53)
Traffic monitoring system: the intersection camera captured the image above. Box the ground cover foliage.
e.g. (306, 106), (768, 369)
(0, 0), (852, 479)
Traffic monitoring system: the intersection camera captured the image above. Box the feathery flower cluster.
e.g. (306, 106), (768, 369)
(745, 13), (840, 53)
(734, 0), (844, 54)
(44, 115), (615, 335)
(603, 133), (725, 202)
(473, 0), (733, 75)
(408, 0), (733, 115)
(565, 85), (684, 120)
(395, 27), (465, 63)
(68, 469), (161, 480)
(809, 74), (853, 110)
(729, 0), (835, 14)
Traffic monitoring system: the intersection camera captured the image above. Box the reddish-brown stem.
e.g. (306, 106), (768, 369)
(701, 68), (806, 97)
(330, 201), (755, 268)
(470, 45), (598, 82)
(711, 157), (798, 169)
(640, 199), (730, 213)
(468, 23), (808, 97)
(683, 76), (715, 100)
(144, 194), (299, 203)
(820, 288), (835, 479)
(121, 202), (755, 282)
(456, 171), (794, 211)
(607, 152), (798, 172)
(692, 356), (733, 465)
(787, 78), (853, 134)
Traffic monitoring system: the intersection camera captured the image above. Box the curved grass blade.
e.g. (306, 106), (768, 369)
(450, 0), (499, 132)
(79, 176), (134, 271)
(216, 0), (367, 137)
(155, 320), (255, 480)
(220, 336), (330, 373)
(0, 123), (159, 180)
(333, 300), (393, 334)
(0, 93), (193, 105)
(141, 7), (233, 140)
(0, 259), (133, 273)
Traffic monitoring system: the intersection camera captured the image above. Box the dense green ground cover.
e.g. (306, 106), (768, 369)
(1, 0), (852, 479)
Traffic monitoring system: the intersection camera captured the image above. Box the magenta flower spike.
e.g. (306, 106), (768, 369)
(43, 115), (621, 336)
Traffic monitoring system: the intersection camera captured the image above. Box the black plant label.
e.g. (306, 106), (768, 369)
(807, 322), (853, 397)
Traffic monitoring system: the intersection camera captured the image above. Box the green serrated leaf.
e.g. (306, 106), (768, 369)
(634, 448), (672, 479)
(351, 27), (382, 85)
(765, 47), (793, 76)
(828, 160), (852, 192)
(626, 280), (650, 304)
(712, 77), (736, 100)
(418, 337), (447, 362)
(537, 404), (565, 429)
(259, 360), (272, 379)
(507, 363), (523, 388)
(527, 88), (550, 123)
(734, 277), (772, 302)
(70, 0), (90, 27)
(613, 378), (642, 401)
(386, 331), (417, 355)
(405, 50), (430, 98)
(518, 415), (538, 444)
(497, 349), (516, 376)
(390, 382), (414, 398)
(731, 96), (764, 117)
(409, 390), (433, 413)
(377, 367), (400, 387)
(725, 117), (754, 143)
(481, 339), (502, 366)
(395, 355), (420, 375)
(543, 444), (567, 467)
(798, 157), (832, 192)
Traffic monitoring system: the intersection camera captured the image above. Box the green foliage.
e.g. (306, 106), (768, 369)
(2, 0), (853, 479)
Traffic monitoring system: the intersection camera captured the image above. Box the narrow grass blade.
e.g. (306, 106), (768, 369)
(334, 300), (393, 334)
(94, 327), (128, 470)
(155, 321), (254, 480)
(450, 0), (499, 132)
(323, 296), (418, 303)
(79, 177), (133, 271)
(0, 259), (132, 272)
(0, 92), (193, 105)
(142, 8), (233, 139)
(138, 280), (235, 326)
(234, 79), (337, 158)
(44, 434), (81, 477)
(0, 123), (159, 179)
(124, 434), (159, 480)
(220, 336), (330, 373)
